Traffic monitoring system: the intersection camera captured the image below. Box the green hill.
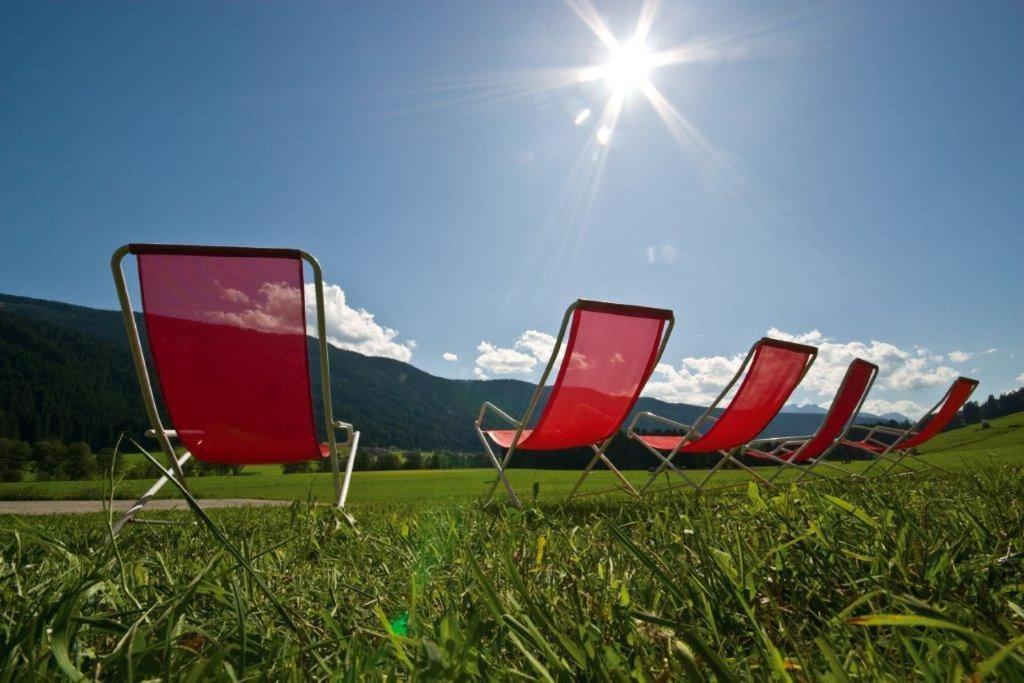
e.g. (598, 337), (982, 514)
(918, 410), (1024, 455)
(0, 292), (890, 452)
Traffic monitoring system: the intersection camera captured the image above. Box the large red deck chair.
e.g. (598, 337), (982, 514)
(743, 359), (879, 483)
(843, 376), (979, 477)
(626, 338), (817, 494)
(475, 299), (674, 507)
(110, 244), (360, 534)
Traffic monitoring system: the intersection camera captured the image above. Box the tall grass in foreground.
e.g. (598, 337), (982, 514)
(2, 466), (1023, 680)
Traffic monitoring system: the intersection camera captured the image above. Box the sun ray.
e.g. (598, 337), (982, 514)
(564, 0), (619, 50)
(632, 0), (661, 44)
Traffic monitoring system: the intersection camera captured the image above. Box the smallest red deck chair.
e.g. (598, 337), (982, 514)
(844, 376), (979, 477)
(743, 359), (879, 483)
(627, 338), (817, 494)
(475, 299), (674, 507)
(110, 244), (360, 535)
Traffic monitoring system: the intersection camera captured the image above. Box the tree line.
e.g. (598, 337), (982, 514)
(961, 386), (1024, 424)
(0, 437), (248, 483)
(281, 448), (493, 474)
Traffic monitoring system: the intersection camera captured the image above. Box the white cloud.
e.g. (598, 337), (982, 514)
(984, 348), (998, 354)
(862, 398), (924, 420)
(306, 283), (414, 362)
(515, 330), (557, 362)
(442, 352), (458, 362)
(645, 244), (679, 265)
(473, 329), (563, 378)
(948, 350), (972, 363)
(644, 354), (744, 405)
(644, 328), (960, 417)
(768, 328), (958, 394)
(1017, 372), (1024, 384)
(474, 341), (536, 377)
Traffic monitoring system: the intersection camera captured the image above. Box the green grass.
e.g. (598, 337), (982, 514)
(1, 415), (1022, 678)
(3, 463), (1023, 678)
(1, 413), (1022, 504)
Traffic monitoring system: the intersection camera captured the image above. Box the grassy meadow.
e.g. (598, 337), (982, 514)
(1, 410), (1022, 505)
(1, 414), (1022, 679)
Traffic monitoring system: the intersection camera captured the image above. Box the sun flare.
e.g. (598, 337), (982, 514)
(603, 40), (654, 94)
(580, 39), (654, 96)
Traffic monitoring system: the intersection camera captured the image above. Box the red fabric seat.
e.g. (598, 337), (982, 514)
(486, 429), (533, 449)
(845, 377), (979, 453)
(132, 244), (322, 465)
(486, 300), (672, 451)
(639, 339), (816, 454)
(746, 358), (878, 463)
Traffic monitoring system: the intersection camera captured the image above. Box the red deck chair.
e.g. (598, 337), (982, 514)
(843, 376), (979, 477)
(110, 244), (360, 534)
(626, 338), (817, 494)
(743, 359), (879, 483)
(475, 299), (674, 507)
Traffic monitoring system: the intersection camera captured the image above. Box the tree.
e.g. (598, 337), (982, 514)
(95, 446), (125, 476)
(282, 461), (312, 474)
(423, 453), (440, 469)
(961, 401), (981, 425)
(402, 450), (423, 469)
(0, 438), (29, 482)
(31, 440), (66, 481)
(981, 394), (999, 420)
(64, 442), (96, 480)
(374, 451), (400, 471)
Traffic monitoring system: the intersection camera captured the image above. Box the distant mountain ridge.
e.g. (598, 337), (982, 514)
(0, 292), (902, 450)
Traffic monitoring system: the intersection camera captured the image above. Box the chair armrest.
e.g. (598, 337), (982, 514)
(475, 402), (521, 430)
(626, 411), (694, 438)
(748, 434), (809, 445)
(848, 424), (907, 437)
(332, 420), (356, 446)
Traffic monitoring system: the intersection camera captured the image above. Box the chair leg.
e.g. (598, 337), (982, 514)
(569, 439), (640, 500)
(693, 449), (737, 492)
(858, 450), (900, 478)
(639, 441), (695, 493)
(755, 452), (828, 484)
(794, 458), (850, 484)
(598, 453), (641, 497)
(568, 450), (604, 500)
(876, 451), (923, 477)
(724, 454), (778, 488)
(111, 450), (192, 537)
(336, 431), (360, 508)
(476, 426), (522, 508)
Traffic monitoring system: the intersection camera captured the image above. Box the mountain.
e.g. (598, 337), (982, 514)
(784, 402), (909, 425)
(1, 292), (849, 451)
(784, 403), (828, 415)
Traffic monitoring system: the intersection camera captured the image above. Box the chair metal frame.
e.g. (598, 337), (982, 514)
(744, 360), (879, 484)
(844, 377), (979, 478)
(627, 338), (817, 495)
(475, 299), (674, 508)
(109, 243), (359, 535)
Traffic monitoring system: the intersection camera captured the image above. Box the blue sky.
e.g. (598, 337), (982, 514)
(2, 1), (1022, 416)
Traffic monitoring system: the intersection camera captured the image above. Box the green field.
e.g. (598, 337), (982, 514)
(1, 413), (1022, 505)
(2, 415), (1023, 678)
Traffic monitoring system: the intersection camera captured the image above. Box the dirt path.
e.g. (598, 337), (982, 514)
(0, 499), (291, 516)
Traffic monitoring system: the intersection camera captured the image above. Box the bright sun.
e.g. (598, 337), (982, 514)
(603, 41), (653, 94)
(581, 40), (653, 96)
